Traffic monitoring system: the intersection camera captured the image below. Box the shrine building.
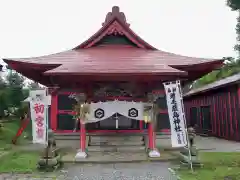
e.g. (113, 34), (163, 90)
(3, 6), (223, 158)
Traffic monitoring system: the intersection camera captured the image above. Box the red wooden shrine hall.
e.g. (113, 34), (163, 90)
(4, 6), (223, 155)
(184, 73), (240, 142)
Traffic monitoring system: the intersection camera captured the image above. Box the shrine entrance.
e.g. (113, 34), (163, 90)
(98, 114), (139, 130)
(89, 113), (141, 131)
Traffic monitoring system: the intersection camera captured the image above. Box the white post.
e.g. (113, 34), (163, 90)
(115, 113), (119, 129)
(45, 105), (49, 145)
(177, 80), (193, 172)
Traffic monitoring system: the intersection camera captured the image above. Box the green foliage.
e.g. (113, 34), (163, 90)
(227, 0), (240, 11)
(0, 71), (27, 119)
(27, 81), (41, 90)
(227, 0), (240, 52)
(192, 57), (240, 88)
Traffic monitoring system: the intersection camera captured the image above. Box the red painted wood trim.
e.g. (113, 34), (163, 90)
(237, 87), (240, 140)
(148, 122), (154, 149)
(51, 94), (58, 131)
(80, 122), (86, 151)
(94, 96), (146, 102)
(233, 93), (238, 140)
(217, 95), (221, 137)
(219, 96), (225, 138)
(213, 96), (217, 135)
(152, 90), (165, 94)
(58, 92), (80, 95)
(57, 110), (75, 115)
(87, 129), (144, 133)
(84, 21), (146, 49)
(139, 120), (143, 130)
(228, 92), (233, 137)
(54, 130), (80, 133)
(198, 99), (202, 130)
(159, 109), (168, 114)
(223, 95), (228, 139)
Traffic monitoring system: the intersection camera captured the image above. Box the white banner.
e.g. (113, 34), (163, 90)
(163, 81), (187, 148)
(87, 100), (144, 123)
(29, 90), (48, 144)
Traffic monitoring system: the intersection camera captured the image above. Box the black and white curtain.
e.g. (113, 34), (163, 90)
(86, 100), (144, 123)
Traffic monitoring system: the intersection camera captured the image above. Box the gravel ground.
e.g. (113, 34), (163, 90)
(0, 162), (174, 180)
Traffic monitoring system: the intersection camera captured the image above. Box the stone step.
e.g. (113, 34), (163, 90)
(54, 135), (80, 140)
(89, 141), (144, 146)
(90, 136), (143, 142)
(87, 145), (146, 152)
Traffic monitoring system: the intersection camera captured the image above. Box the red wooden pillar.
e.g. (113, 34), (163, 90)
(148, 122), (155, 149)
(50, 93), (58, 131)
(80, 120), (86, 152)
(148, 121), (160, 157)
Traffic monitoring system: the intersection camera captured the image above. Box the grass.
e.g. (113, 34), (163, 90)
(0, 151), (39, 173)
(0, 118), (31, 149)
(0, 118), (39, 173)
(177, 152), (240, 180)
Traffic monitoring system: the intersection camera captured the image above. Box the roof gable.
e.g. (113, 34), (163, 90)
(93, 34), (138, 47)
(74, 6), (156, 50)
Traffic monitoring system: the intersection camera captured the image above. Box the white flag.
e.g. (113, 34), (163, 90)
(163, 81), (187, 147)
(29, 90), (48, 144)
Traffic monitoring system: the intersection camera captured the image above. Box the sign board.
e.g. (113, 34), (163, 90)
(163, 81), (187, 148)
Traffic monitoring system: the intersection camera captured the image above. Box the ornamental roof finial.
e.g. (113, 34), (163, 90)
(102, 6), (130, 27)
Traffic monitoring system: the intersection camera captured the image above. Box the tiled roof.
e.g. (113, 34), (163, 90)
(4, 46), (220, 75)
(184, 73), (240, 97)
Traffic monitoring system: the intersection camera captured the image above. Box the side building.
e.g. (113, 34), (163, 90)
(184, 73), (240, 141)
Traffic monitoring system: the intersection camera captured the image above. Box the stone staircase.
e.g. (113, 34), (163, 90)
(53, 133), (146, 152)
(54, 132), (81, 149)
(87, 135), (146, 152)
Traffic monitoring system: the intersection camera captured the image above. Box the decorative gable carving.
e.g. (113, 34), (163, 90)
(106, 21), (125, 35)
(74, 6), (156, 50)
(102, 6), (130, 27)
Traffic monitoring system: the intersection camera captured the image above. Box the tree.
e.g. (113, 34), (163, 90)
(27, 81), (41, 90)
(0, 76), (6, 89)
(227, 0), (240, 52)
(5, 71), (25, 107)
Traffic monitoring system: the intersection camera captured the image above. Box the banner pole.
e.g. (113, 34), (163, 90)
(177, 80), (193, 172)
(46, 105), (48, 146)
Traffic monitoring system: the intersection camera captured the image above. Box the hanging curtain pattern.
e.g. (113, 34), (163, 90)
(82, 100), (145, 123)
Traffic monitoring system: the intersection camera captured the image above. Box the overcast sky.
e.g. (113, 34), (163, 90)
(0, 0), (238, 67)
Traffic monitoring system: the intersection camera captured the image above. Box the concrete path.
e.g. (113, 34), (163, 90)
(62, 162), (172, 180)
(0, 162), (173, 180)
(195, 136), (240, 152)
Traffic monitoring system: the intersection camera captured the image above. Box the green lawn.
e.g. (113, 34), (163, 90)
(0, 151), (39, 172)
(0, 119), (31, 149)
(178, 152), (240, 180)
(0, 119), (39, 173)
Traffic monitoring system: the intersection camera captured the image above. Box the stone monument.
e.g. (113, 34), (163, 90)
(179, 126), (201, 167)
(37, 130), (62, 171)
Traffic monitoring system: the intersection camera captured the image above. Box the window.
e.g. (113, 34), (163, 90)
(200, 106), (212, 131)
(57, 94), (77, 110)
(190, 107), (198, 127)
(156, 113), (170, 131)
(155, 94), (167, 109)
(57, 114), (77, 130)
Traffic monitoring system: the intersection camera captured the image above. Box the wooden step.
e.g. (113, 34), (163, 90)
(90, 136), (143, 142)
(87, 145), (146, 152)
(89, 141), (144, 146)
